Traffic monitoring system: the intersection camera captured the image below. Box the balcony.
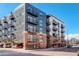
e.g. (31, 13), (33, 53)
(9, 21), (15, 27)
(46, 22), (50, 26)
(27, 29), (37, 34)
(3, 25), (8, 29)
(46, 26), (50, 32)
(53, 33), (57, 37)
(27, 8), (38, 17)
(27, 18), (38, 25)
(61, 29), (64, 33)
(9, 13), (15, 20)
(3, 33), (8, 37)
(3, 19), (8, 23)
(9, 35), (16, 39)
(61, 24), (64, 28)
(0, 31), (2, 37)
(53, 26), (57, 31)
(3, 30), (8, 34)
(10, 24), (15, 27)
(3, 35), (8, 40)
(53, 20), (58, 25)
(9, 28), (15, 33)
(46, 19), (50, 26)
(0, 26), (2, 31)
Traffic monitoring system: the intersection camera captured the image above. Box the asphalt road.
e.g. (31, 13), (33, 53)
(0, 47), (77, 56)
(0, 50), (43, 56)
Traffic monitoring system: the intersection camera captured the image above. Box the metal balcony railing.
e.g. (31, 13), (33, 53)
(9, 13), (15, 20)
(46, 20), (50, 26)
(53, 26), (57, 31)
(61, 24), (64, 28)
(46, 26), (50, 32)
(61, 29), (64, 33)
(53, 20), (58, 25)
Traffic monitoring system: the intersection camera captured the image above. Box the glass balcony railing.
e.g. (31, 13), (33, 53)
(27, 8), (38, 17)
(27, 18), (38, 25)
(0, 27), (2, 31)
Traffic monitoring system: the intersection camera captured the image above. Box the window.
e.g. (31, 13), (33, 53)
(28, 15), (33, 22)
(0, 25), (2, 30)
(33, 17), (37, 23)
(27, 15), (37, 24)
(28, 7), (32, 10)
(39, 23), (42, 26)
(28, 35), (37, 42)
(28, 25), (33, 32)
(28, 35), (33, 41)
(39, 20), (43, 26)
(0, 31), (2, 36)
(39, 28), (43, 34)
(40, 28), (42, 31)
(33, 26), (36, 32)
(28, 25), (37, 32)
(39, 20), (43, 23)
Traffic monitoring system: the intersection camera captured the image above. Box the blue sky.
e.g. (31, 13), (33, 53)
(0, 3), (79, 35)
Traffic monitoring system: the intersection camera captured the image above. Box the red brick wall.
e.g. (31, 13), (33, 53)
(22, 32), (47, 49)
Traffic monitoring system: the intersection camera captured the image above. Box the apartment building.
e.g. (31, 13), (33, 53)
(0, 3), (47, 49)
(0, 3), (65, 49)
(0, 20), (3, 44)
(46, 15), (65, 48)
(0, 13), (16, 48)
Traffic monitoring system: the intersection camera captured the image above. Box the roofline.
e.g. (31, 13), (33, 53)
(28, 3), (46, 14)
(47, 14), (64, 23)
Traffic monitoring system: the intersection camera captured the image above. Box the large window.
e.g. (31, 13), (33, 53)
(27, 15), (37, 24)
(28, 35), (33, 41)
(28, 15), (33, 22)
(28, 35), (37, 42)
(39, 20), (42, 26)
(28, 25), (33, 32)
(0, 25), (2, 30)
(28, 25), (36, 32)
(39, 27), (43, 34)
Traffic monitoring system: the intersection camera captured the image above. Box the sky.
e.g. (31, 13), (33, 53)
(0, 3), (79, 39)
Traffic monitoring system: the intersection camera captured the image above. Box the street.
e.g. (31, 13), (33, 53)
(0, 47), (77, 56)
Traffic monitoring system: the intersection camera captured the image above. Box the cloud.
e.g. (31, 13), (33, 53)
(65, 34), (79, 40)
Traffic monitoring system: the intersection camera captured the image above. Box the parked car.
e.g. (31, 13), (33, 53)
(66, 45), (72, 48)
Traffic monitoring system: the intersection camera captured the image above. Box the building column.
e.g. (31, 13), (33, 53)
(22, 32), (28, 50)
